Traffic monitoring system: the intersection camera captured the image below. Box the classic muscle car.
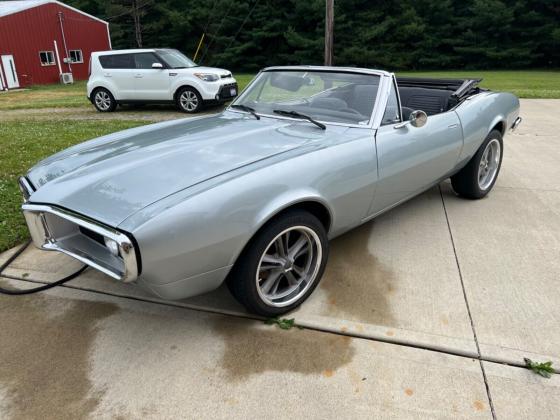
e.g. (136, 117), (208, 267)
(18, 66), (521, 316)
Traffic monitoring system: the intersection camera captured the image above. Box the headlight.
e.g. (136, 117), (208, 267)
(104, 237), (120, 257)
(194, 73), (219, 82)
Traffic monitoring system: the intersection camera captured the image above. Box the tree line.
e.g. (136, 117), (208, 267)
(69, 0), (559, 71)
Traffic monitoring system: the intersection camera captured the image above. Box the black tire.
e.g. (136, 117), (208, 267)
(451, 129), (503, 199)
(92, 88), (117, 112)
(227, 211), (329, 316)
(175, 86), (203, 113)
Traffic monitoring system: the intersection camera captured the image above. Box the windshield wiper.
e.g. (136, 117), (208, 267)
(231, 104), (260, 120)
(273, 109), (326, 130)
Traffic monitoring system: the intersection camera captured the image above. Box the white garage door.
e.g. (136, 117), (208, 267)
(1, 55), (20, 89)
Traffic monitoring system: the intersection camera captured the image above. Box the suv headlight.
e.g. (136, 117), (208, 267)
(194, 73), (219, 82)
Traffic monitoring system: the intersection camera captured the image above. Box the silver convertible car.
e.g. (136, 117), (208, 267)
(18, 66), (521, 316)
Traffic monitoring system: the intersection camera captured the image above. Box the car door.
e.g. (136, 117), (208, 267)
(98, 54), (136, 100)
(369, 77), (463, 215)
(132, 52), (170, 100)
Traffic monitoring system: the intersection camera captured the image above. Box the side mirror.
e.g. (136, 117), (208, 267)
(409, 110), (427, 128)
(152, 62), (163, 69)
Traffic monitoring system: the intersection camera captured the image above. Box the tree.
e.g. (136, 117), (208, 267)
(65, 0), (560, 70)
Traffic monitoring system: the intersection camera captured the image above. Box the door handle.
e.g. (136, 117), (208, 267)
(103, 73), (111, 77)
(134, 74), (143, 78)
(448, 123), (459, 129)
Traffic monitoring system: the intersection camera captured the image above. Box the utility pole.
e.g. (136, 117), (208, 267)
(324, 0), (334, 66)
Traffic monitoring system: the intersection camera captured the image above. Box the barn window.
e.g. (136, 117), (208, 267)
(39, 51), (55, 66)
(69, 50), (83, 63)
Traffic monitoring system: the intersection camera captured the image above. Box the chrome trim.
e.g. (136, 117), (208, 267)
(511, 116), (522, 131)
(18, 176), (34, 202)
(21, 203), (138, 282)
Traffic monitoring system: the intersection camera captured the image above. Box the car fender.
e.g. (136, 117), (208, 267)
(171, 77), (206, 99)
(252, 189), (333, 235)
(125, 131), (376, 290)
(89, 81), (120, 101)
(454, 92), (520, 163)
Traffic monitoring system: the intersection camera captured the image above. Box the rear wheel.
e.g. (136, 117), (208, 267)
(176, 87), (202, 113)
(227, 211), (329, 316)
(92, 88), (117, 112)
(451, 129), (503, 199)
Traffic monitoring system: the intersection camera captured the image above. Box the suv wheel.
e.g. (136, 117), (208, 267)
(92, 88), (117, 112)
(176, 87), (202, 113)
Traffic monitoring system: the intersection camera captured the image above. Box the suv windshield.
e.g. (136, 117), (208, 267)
(231, 70), (380, 125)
(156, 49), (197, 69)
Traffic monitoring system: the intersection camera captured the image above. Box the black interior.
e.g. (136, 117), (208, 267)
(311, 82), (457, 120)
(397, 87), (455, 116)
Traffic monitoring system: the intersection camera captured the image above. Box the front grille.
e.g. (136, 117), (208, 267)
(79, 225), (105, 246)
(218, 83), (238, 100)
(22, 204), (138, 282)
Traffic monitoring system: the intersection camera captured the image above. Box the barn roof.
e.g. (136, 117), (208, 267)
(0, 0), (108, 24)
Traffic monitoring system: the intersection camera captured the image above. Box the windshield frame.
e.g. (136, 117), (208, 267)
(229, 67), (390, 129)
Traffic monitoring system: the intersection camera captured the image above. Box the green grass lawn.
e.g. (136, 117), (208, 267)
(397, 70), (560, 99)
(0, 81), (89, 110)
(0, 120), (150, 252)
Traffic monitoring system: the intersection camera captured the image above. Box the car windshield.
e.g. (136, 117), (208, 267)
(156, 49), (197, 69)
(231, 70), (380, 125)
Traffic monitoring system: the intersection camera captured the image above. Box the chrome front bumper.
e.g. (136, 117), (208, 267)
(511, 116), (522, 131)
(19, 178), (139, 282)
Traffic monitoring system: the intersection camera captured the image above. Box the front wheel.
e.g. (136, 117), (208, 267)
(227, 211), (329, 316)
(176, 87), (202, 113)
(451, 130), (503, 199)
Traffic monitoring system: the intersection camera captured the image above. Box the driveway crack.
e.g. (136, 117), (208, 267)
(439, 185), (497, 420)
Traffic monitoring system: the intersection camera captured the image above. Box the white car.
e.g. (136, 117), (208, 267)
(87, 49), (238, 113)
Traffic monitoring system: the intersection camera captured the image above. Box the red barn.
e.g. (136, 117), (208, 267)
(0, 0), (110, 89)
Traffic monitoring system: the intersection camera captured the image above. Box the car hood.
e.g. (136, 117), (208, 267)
(27, 113), (333, 226)
(176, 66), (232, 77)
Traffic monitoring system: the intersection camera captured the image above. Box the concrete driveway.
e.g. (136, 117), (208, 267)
(1, 99), (559, 419)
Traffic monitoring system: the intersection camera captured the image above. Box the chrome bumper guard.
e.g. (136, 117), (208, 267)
(21, 202), (138, 283)
(511, 116), (522, 131)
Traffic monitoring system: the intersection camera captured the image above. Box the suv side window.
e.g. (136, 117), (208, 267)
(381, 81), (401, 125)
(134, 53), (161, 69)
(98, 54), (134, 69)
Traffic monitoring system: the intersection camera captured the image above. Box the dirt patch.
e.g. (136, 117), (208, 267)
(212, 317), (355, 381)
(320, 221), (397, 325)
(0, 280), (119, 419)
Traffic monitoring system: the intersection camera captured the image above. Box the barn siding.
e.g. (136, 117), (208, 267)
(0, 2), (110, 86)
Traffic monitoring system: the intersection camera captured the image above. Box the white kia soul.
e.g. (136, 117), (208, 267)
(87, 48), (238, 113)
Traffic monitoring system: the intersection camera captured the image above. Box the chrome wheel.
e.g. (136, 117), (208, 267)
(256, 226), (323, 307)
(478, 138), (501, 190)
(94, 90), (112, 111)
(179, 90), (199, 112)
